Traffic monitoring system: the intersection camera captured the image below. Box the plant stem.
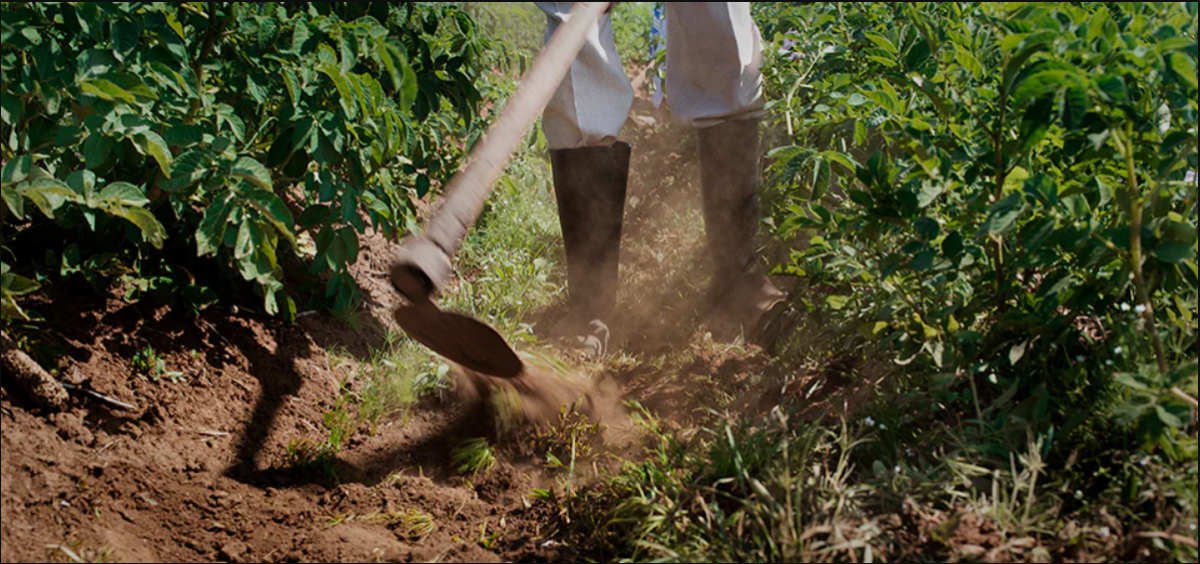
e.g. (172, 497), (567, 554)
(991, 103), (1008, 302)
(1121, 124), (1169, 375)
(189, 2), (227, 120)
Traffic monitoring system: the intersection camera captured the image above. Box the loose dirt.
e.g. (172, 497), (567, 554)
(1, 279), (579, 563)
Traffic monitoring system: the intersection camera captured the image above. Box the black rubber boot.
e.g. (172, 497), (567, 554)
(698, 121), (785, 341)
(549, 142), (631, 353)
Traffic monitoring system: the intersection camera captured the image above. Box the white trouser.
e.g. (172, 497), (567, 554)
(535, 2), (765, 150)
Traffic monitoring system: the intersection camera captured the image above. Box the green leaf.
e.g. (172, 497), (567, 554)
(825, 295), (851, 311)
(810, 158), (831, 201)
(235, 221), (254, 260)
(237, 222), (277, 284)
(1013, 69), (1081, 107)
(83, 134), (114, 170)
(1156, 405), (1184, 428)
(1, 186), (24, 219)
(1, 155), (32, 185)
(216, 104), (246, 142)
(112, 19), (141, 58)
(864, 32), (898, 55)
(339, 30), (357, 73)
(1018, 97), (1053, 153)
(979, 194), (1024, 236)
(0, 94), (23, 126)
(1167, 52), (1198, 90)
(319, 63), (358, 120)
(292, 21), (311, 53)
(1, 271), (40, 296)
(66, 170), (97, 197)
(99, 182), (149, 207)
(80, 72), (157, 103)
(339, 227), (360, 265)
(298, 204), (331, 229)
(1002, 32), (1054, 96)
(135, 132), (173, 176)
(915, 217), (940, 241)
(246, 188), (297, 248)
(196, 193), (234, 257)
(399, 64), (418, 112)
(231, 157), (273, 191)
(1154, 241), (1195, 264)
(376, 40), (404, 90)
(953, 42), (984, 78)
(1095, 74), (1129, 104)
(80, 78), (134, 103)
(847, 93), (869, 107)
(942, 231), (964, 258)
(910, 251), (936, 272)
(1060, 84), (1089, 131)
(324, 227), (360, 271)
(161, 151), (211, 193)
(416, 174), (431, 198)
(117, 207), (166, 249)
(23, 178), (77, 218)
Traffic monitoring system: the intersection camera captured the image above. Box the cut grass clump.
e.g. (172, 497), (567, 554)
(324, 509), (436, 543)
(453, 438), (498, 478)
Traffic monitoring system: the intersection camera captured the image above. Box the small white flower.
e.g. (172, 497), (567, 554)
(1099, 526), (1111, 539)
(1186, 170), (1196, 184)
(1106, 360), (1114, 367)
(1135, 305), (1147, 314)
(1114, 347), (1123, 355)
(1139, 456), (1151, 466)
(879, 424), (887, 430)
(1076, 355), (1086, 363)
(894, 465), (902, 473)
(906, 448), (915, 457)
(1120, 303), (1132, 312)
(864, 417), (876, 427)
(1190, 523), (1197, 532)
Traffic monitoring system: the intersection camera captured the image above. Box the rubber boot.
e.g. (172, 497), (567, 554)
(549, 142), (631, 355)
(699, 121), (786, 342)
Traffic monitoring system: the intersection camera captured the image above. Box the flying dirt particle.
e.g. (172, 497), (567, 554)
(452, 360), (626, 438)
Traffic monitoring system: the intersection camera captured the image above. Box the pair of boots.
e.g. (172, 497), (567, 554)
(551, 120), (784, 350)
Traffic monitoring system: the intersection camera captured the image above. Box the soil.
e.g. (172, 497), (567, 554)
(0, 92), (809, 564)
(0, 276), (573, 563)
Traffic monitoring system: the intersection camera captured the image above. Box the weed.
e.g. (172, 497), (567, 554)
(535, 403), (604, 464)
(130, 346), (184, 384)
(48, 540), (117, 564)
(452, 438), (498, 478)
(392, 509), (436, 543)
(478, 521), (501, 550)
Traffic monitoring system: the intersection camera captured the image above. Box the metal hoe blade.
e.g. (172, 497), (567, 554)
(393, 302), (524, 379)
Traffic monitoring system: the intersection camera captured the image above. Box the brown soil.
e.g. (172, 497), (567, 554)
(0, 273), (580, 563)
(0, 82), (815, 564)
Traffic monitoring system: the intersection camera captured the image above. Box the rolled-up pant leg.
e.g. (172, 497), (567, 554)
(535, 2), (634, 150)
(665, 2), (765, 129)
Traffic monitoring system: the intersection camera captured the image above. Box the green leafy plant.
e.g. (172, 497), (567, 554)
(764, 1), (1197, 455)
(1, 2), (495, 320)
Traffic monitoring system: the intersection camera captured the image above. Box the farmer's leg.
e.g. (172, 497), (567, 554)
(536, 2), (633, 353)
(535, 2), (634, 149)
(666, 2), (784, 341)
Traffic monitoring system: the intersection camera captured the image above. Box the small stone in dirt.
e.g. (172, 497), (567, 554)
(219, 541), (248, 562)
